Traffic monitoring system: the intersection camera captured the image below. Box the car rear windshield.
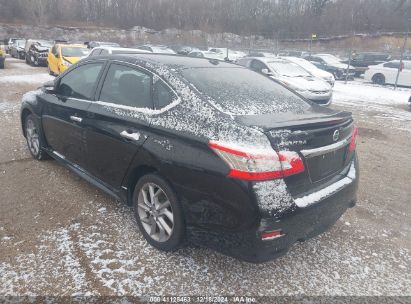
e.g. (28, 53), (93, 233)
(182, 67), (310, 116)
(62, 47), (89, 57)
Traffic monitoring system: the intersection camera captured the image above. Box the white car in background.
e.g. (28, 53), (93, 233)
(237, 57), (333, 106)
(284, 56), (335, 86)
(134, 44), (176, 54)
(87, 47), (150, 57)
(364, 60), (411, 87)
(187, 50), (225, 60)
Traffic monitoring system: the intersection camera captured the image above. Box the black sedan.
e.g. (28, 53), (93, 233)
(20, 54), (359, 262)
(10, 39), (26, 59)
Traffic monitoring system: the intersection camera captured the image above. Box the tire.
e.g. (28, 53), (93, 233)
(24, 114), (49, 160)
(372, 74), (385, 85)
(33, 57), (39, 66)
(133, 173), (185, 251)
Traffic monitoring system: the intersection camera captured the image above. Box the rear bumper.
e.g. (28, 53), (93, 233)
(188, 157), (358, 263)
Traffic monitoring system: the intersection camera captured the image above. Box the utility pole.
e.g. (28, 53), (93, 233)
(395, 18), (411, 90)
(345, 11), (355, 84)
(309, 34), (316, 57)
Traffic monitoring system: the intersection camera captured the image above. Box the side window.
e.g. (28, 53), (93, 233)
(51, 46), (56, 55)
(250, 60), (266, 73)
(99, 63), (153, 109)
(90, 49), (102, 57)
(57, 63), (104, 100)
(100, 49), (109, 55)
(383, 62), (399, 69)
(153, 80), (177, 109)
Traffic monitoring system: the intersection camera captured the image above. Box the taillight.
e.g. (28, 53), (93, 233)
(208, 141), (305, 181)
(349, 127), (359, 152)
(261, 229), (284, 241)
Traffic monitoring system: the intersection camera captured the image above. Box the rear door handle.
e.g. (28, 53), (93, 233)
(70, 115), (82, 123)
(120, 130), (141, 141)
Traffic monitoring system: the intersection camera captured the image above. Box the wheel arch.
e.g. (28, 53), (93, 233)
(21, 108), (33, 137)
(372, 73), (385, 83)
(125, 165), (158, 206)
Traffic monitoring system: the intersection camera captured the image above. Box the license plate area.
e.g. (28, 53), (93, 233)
(305, 146), (347, 183)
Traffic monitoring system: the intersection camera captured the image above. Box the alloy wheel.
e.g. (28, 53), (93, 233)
(137, 182), (174, 242)
(26, 118), (40, 156)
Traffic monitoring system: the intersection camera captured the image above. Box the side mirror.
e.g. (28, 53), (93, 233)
(43, 81), (56, 94)
(261, 68), (273, 76)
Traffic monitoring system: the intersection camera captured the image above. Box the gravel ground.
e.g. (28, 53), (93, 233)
(0, 57), (410, 298)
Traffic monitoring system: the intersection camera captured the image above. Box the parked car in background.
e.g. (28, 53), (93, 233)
(364, 60), (411, 87)
(88, 47), (150, 57)
(247, 51), (277, 58)
(25, 40), (53, 66)
(134, 44), (176, 54)
(345, 52), (391, 76)
(278, 50), (309, 58)
(284, 56), (335, 86)
(9, 39), (26, 59)
(86, 41), (121, 49)
(208, 48), (246, 61)
(170, 46), (200, 55)
(0, 46), (5, 69)
(187, 50), (224, 60)
(6, 37), (24, 53)
(48, 44), (90, 76)
(237, 57), (333, 106)
(304, 54), (355, 80)
(20, 54), (358, 262)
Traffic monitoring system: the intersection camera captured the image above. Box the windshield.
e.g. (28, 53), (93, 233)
(268, 61), (311, 77)
(62, 47), (90, 57)
(319, 55), (341, 64)
(182, 67), (310, 116)
(289, 58), (317, 71)
(16, 40), (25, 47)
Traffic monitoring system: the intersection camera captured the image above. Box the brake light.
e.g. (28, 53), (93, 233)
(261, 229), (284, 241)
(208, 141), (305, 181)
(349, 127), (359, 152)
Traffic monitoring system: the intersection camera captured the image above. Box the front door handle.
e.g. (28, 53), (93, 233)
(120, 130), (141, 141)
(70, 115), (82, 123)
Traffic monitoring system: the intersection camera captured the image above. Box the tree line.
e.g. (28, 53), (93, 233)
(0, 0), (410, 39)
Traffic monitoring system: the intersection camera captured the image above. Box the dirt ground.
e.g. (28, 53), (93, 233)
(0, 57), (410, 297)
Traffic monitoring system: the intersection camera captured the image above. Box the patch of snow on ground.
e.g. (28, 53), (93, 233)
(0, 74), (53, 85)
(0, 200), (409, 296)
(333, 81), (411, 132)
(0, 101), (19, 113)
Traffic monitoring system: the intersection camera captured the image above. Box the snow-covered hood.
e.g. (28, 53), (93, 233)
(34, 46), (50, 52)
(275, 75), (331, 91)
(313, 68), (334, 79)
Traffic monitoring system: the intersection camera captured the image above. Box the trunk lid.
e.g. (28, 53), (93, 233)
(236, 109), (355, 197)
